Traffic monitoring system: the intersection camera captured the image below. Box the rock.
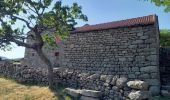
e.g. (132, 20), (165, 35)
(112, 86), (119, 91)
(128, 91), (149, 100)
(149, 86), (160, 96)
(64, 88), (82, 97)
(116, 77), (128, 88)
(145, 79), (160, 86)
(80, 96), (100, 100)
(88, 74), (100, 80)
(140, 66), (158, 72)
(161, 90), (170, 97)
(110, 75), (119, 85)
(106, 75), (113, 83)
(100, 75), (107, 81)
(81, 89), (101, 98)
(127, 80), (149, 90)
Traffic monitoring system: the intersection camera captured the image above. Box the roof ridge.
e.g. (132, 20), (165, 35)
(71, 14), (157, 33)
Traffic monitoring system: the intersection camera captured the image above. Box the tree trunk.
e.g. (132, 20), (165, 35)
(36, 48), (54, 89)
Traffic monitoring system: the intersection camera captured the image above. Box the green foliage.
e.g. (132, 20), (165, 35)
(160, 29), (170, 47)
(0, 0), (87, 50)
(145, 0), (170, 12)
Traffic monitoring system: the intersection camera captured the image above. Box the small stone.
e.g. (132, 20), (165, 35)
(128, 91), (149, 100)
(106, 75), (113, 83)
(127, 80), (149, 90)
(100, 75), (107, 81)
(110, 75), (119, 86)
(116, 77), (128, 88)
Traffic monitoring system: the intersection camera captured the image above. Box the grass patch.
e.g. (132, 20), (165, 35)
(154, 96), (170, 100)
(0, 77), (71, 100)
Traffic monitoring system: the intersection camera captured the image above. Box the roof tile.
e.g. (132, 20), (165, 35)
(71, 15), (156, 33)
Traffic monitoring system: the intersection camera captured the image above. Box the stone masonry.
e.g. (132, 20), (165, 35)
(22, 15), (161, 99)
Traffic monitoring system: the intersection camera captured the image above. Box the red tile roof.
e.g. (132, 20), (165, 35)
(71, 15), (157, 33)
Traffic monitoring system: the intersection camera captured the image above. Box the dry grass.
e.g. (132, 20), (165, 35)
(0, 77), (71, 100)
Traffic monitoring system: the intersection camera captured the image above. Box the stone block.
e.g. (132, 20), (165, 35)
(64, 88), (82, 97)
(110, 75), (119, 86)
(116, 77), (128, 88)
(127, 80), (149, 90)
(140, 66), (158, 73)
(81, 89), (101, 98)
(145, 79), (160, 86)
(128, 91), (149, 100)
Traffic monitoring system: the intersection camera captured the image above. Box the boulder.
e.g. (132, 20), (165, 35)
(127, 80), (148, 90)
(149, 86), (160, 96)
(81, 89), (101, 98)
(116, 77), (128, 88)
(64, 88), (82, 97)
(128, 91), (149, 100)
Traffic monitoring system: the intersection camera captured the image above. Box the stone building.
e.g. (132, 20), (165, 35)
(24, 14), (160, 88)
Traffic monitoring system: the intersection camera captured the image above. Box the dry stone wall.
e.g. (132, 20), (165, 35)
(63, 24), (160, 86)
(0, 61), (154, 100)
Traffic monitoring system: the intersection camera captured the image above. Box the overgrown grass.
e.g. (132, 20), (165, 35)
(0, 77), (71, 100)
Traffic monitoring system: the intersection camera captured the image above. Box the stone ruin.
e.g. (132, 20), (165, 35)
(1, 14), (169, 99)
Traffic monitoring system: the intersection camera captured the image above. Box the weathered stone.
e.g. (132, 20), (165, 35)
(80, 96), (100, 100)
(110, 75), (119, 85)
(116, 77), (128, 88)
(161, 90), (170, 97)
(138, 74), (150, 79)
(149, 86), (160, 96)
(140, 66), (158, 72)
(127, 80), (149, 90)
(81, 89), (101, 98)
(146, 55), (157, 61)
(100, 75), (107, 81)
(145, 79), (160, 86)
(112, 86), (119, 91)
(88, 74), (100, 80)
(128, 91), (149, 100)
(106, 75), (113, 83)
(64, 88), (82, 97)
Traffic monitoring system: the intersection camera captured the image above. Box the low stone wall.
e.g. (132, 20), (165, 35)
(0, 61), (159, 100)
(53, 68), (159, 99)
(0, 61), (48, 85)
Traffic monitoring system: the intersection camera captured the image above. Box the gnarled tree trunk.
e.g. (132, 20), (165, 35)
(36, 48), (54, 89)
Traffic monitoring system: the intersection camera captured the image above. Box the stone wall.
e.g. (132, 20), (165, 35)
(0, 61), (48, 85)
(63, 24), (160, 85)
(160, 47), (170, 86)
(0, 61), (154, 99)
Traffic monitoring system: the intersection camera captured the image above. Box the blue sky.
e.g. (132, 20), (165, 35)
(0, 0), (170, 59)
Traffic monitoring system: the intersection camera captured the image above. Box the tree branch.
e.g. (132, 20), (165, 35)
(11, 15), (33, 29)
(11, 39), (35, 49)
